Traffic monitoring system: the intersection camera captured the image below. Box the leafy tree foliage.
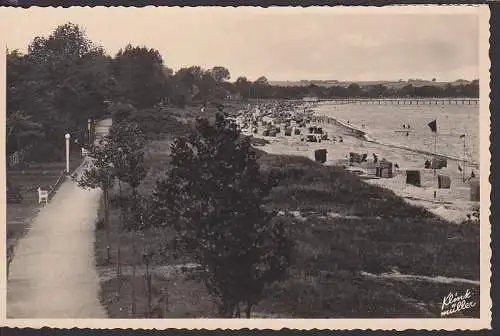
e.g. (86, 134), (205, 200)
(77, 137), (118, 230)
(28, 23), (112, 129)
(113, 45), (168, 109)
(226, 79), (480, 100)
(108, 101), (137, 124)
(7, 21), (479, 161)
(6, 23), (115, 160)
(209, 66), (231, 83)
(346, 83), (362, 97)
(6, 110), (44, 155)
(254, 76), (269, 86)
(170, 66), (232, 105)
(77, 122), (147, 231)
(109, 122), (148, 317)
(151, 112), (292, 317)
(235, 76), (252, 99)
(108, 122), (148, 226)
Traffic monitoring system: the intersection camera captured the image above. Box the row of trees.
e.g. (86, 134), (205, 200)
(78, 116), (149, 316)
(232, 79), (480, 100)
(8, 23), (293, 316)
(78, 111), (291, 318)
(7, 22), (480, 158)
(6, 23), (235, 157)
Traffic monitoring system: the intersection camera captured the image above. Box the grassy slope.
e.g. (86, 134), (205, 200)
(254, 152), (479, 318)
(95, 104), (480, 318)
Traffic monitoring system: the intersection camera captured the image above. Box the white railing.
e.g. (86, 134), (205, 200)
(8, 150), (25, 168)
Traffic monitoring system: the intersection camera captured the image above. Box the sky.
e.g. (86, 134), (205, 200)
(0, 6), (482, 82)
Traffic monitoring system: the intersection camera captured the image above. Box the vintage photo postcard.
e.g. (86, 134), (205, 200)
(0, 4), (492, 330)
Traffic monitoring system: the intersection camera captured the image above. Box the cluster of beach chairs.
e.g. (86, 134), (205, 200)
(234, 102), (480, 202)
(235, 102), (350, 146)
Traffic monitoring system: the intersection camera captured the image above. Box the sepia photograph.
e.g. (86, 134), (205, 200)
(0, 5), (492, 330)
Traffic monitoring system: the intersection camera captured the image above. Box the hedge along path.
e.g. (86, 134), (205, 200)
(7, 119), (112, 318)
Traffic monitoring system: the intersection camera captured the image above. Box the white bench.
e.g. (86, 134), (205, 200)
(81, 147), (90, 157)
(38, 187), (49, 205)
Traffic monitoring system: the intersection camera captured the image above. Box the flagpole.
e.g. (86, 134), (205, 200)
(463, 135), (466, 182)
(434, 131), (437, 177)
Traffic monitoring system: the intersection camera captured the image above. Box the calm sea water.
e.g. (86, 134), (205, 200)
(315, 103), (479, 164)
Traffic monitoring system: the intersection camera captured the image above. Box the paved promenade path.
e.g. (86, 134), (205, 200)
(7, 119), (112, 318)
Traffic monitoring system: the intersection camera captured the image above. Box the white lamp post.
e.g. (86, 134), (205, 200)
(65, 133), (70, 174)
(88, 118), (92, 143)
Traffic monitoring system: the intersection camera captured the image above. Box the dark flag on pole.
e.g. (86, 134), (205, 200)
(428, 120), (437, 133)
(458, 165), (463, 172)
(460, 134), (466, 139)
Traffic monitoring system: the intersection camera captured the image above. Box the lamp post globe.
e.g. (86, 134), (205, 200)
(65, 133), (70, 140)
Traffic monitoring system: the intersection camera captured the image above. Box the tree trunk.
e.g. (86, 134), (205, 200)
(16, 135), (21, 154)
(131, 233), (137, 317)
(245, 302), (252, 319)
(116, 180), (123, 298)
(147, 273), (152, 318)
(235, 303), (241, 318)
(116, 245), (121, 296)
(131, 187), (138, 317)
(103, 188), (109, 233)
(218, 299), (235, 318)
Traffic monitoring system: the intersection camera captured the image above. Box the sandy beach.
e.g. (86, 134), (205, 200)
(239, 102), (479, 224)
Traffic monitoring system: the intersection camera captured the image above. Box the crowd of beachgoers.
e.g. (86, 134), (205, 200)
(229, 100), (480, 224)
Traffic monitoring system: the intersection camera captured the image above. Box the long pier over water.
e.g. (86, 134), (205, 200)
(315, 98), (479, 105)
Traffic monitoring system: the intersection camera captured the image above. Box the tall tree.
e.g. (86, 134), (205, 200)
(77, 136), (117, 233)
(151, 112), (292, 318)
(252, 76), (272, 98)
(254, 76), (269, 86)
(6, 49), (28, 115)
(346, 83), (363, 97)
(113, 45), (168, 109)
(104, 122), (148, 316)
(173, 66), (204, 95)
(235, 76), (251, 99)
(210, 66), (231, 83)
(13, 23), (114, 153)
(197, 71), (218, 99)
(400, 84), (415, 98)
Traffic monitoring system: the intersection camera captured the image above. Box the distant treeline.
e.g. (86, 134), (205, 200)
(230, 80), (479, 100)
(6, 22), (479, 158)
